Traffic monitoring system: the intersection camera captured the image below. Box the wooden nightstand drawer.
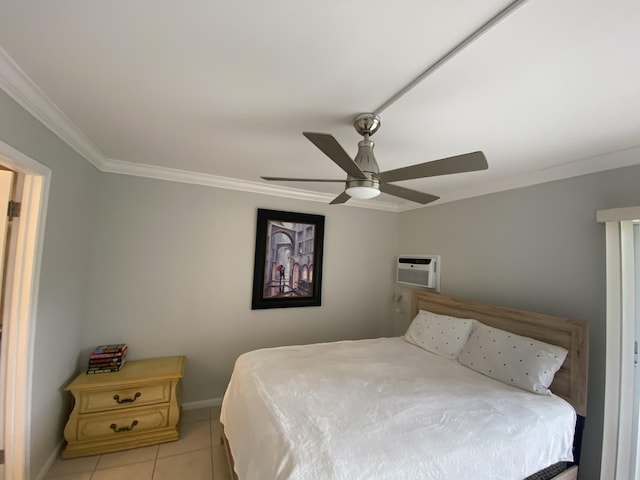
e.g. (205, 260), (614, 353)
(76, 405), (170, 441)
(79, 381), (171, 413)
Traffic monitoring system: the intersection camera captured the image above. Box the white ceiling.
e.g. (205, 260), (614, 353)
(0, 0), (638, 211)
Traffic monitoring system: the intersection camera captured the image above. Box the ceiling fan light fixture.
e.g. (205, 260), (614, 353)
(345, 185), (380, 199)
(345, 173), (380, 199)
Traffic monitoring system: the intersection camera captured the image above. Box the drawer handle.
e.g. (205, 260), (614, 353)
(110, 420), (138, 433)
(113, 392), (141, 404)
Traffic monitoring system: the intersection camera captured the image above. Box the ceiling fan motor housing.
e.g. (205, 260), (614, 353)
(349, 138), (380, 187)
(353, 138), (380, 175)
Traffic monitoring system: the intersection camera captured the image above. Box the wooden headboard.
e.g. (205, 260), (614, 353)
(411, 291), (589, 416)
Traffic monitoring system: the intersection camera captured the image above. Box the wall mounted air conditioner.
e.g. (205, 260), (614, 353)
(396, 255), (440, 291)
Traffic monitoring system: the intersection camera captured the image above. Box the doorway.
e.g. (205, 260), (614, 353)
(598, 207), (640, 479)
(0, 140), (50, 480)
(631, 222), (640, 478)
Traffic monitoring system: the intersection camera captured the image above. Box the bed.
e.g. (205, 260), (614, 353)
(220, 291), (589, 480)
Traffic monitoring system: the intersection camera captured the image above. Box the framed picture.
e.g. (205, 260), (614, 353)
(251, 208), (325, 309)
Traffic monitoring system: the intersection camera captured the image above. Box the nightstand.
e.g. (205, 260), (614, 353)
(62, 356), (185, 458)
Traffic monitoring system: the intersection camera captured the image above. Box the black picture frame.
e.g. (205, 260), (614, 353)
(251, 208), (325, 309)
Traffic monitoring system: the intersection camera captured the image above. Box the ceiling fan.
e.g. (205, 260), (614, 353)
(261, 113), (488, 205)
(259, 1), (530, 205)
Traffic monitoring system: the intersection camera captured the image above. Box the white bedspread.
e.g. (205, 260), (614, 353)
(220, 337), (576, 480)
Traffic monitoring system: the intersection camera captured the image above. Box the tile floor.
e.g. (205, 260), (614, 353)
(45, 406), (231, 480)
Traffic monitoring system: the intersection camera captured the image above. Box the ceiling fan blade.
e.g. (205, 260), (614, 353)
(303, 132), (366, 178)
(261, 176), (344, 182)
(379, 183), (439, 205)
(330, 191), (351, 205)
(378, 151), (488, 183)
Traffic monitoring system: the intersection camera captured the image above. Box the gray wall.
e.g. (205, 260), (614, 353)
(0, 91), (100, 478)
(396, 164), (640, 480)
(82, 173), (399, 403)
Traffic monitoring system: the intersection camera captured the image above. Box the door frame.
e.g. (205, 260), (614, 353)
(597, 206), (640, 479)
(0, 140), (50, 479)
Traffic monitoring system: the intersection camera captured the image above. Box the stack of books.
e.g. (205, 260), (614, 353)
(87, 344), (128, 374)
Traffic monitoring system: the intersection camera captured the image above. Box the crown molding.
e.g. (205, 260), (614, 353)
(105, 145), (640, 214)
(101, 158), (402, 212)
(0, 47), (109, 170)
(395, 144), (640, 212)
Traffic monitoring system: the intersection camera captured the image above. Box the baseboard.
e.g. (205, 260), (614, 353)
(182, 397), (222, 410)
(34, 439), (64, 480)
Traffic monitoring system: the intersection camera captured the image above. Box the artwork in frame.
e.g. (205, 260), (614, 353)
(251, 208), (325, 309)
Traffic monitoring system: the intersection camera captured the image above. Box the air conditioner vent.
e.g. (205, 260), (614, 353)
(396, 255), (440, 291)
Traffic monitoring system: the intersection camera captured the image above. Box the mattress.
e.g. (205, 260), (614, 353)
(220, 337), (576, 480)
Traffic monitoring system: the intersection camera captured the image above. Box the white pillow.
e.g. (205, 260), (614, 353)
(403, 310), (475, 360)
(457, 322), (568, 395)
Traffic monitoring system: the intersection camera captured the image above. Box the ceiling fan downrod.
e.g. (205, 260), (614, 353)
(372, 0), (530, 115)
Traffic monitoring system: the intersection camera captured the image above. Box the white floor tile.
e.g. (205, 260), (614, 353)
(153, 448), (212, 480)
(157, 419), (211, 458)
(46, 456), (99, 477)
(96, 445), (158, 470)
(211, 419), (223, 446)
(212, 445), (231, 480)
(45, 472), (93, 480)
(91, 460), (154, 480)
